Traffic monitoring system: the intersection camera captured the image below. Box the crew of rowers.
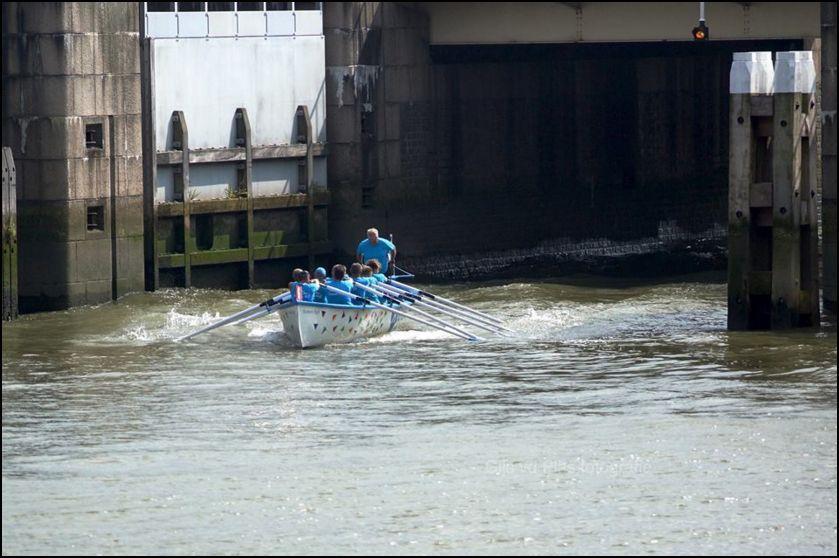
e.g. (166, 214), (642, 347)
(288, 227), (399, 306)
(289, 259), (392, 305)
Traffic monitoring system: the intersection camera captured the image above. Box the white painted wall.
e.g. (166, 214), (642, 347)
(152, 34), (327, 202)
(153, 36), (326, 149)
(156, 159), (328, 202)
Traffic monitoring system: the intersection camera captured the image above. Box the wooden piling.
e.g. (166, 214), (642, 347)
(772, 51), (817, 328)
(2, 147), (17, 321)
(802, 88), (821, 322)
(728, 52), (774, 330)
(771, 90), (803, 328)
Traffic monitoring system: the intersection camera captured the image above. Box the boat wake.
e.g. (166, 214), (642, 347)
(107, 308), (230, 344)
(364, 329), (452, 344)
(101, 281), (722, 349)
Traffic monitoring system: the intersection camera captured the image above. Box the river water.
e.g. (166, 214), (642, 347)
(2, 276), (836, 555)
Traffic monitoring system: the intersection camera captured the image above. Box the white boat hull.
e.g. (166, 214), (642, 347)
(278, 301), (401, 348)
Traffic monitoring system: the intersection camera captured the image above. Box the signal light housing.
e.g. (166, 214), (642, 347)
(692, 22), (709, 41)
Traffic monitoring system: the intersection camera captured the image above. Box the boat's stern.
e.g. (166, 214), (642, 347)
(277, 300), (399, 348)
(277, 303), (306, 347)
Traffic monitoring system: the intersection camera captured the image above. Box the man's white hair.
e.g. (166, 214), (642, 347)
(367, 228), (378, 236)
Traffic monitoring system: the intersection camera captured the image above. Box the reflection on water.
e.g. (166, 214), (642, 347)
(2, 277), (836, 555)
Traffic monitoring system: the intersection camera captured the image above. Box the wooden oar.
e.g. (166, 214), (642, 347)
(372, 282), (513, 336)
(387, 278), (510, 329)
(353, 282), (482, 341)
(176, 292), (289, 342)
(322, 284), (482, 342)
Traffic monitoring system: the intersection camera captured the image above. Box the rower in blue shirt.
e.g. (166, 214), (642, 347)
(366, 258), (389, 284)
(289, 269), (319, 302)
(349, 263), (382, 304)
(312, 267), (327, 303)
(357, 228), (396, 276)
(348, 263), (368, 305)
(324, 264), (354, 305)
(360, 265), (382, 301)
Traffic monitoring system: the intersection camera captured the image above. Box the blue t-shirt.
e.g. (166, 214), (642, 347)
(301, 282), (319, 301)
(325, 278), (354, 305)
(312, 281), (326, 303)
(352, 277), (380, 304)
(291, 282), (319, 302)
(357, 238), (395, 274)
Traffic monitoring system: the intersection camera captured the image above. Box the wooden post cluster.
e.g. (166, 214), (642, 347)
(2, 147), (18, 321)
(728, 51), (820, 330)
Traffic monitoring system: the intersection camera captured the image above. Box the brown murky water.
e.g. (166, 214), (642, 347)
(2, 276), (836, 554)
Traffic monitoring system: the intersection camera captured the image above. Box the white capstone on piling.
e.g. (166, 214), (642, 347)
(729, 52), (774, 94)
(773, 51), (816, 94)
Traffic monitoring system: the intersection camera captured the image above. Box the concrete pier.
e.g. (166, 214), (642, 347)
(1, 2), (145, 312)
(822, 2), (837, 315)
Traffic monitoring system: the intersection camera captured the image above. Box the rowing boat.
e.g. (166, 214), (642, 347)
(177, 268), (511, 346)
(277, 300), (402, 348)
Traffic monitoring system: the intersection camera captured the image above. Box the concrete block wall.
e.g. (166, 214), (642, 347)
(324, 2), (434, 252)
(2, 2), (144, 312)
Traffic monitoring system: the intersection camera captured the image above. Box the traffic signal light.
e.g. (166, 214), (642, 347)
(692, 21), (709, 41)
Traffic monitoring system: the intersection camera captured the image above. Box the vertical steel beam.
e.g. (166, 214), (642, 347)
(297, 105), (315, 270)
(109, 115), (118, 300)
(171, 110), (191, 287)
(141, 36), (159, 291)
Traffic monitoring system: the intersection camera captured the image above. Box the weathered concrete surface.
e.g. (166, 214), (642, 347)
(1, 2), (144, 312)
(419, 2), (819, 45)
(323, 2), (804, 279)
(823, 2), (837, 314)
(400, 224), (727, 282)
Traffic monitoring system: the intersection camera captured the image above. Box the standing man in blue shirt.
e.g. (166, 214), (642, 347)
(357, 228), (396, 276)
